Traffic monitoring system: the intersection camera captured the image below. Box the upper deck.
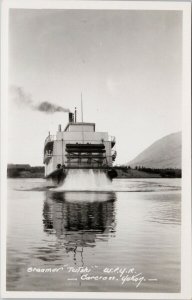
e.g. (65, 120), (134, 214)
(64, 122), (96, 132)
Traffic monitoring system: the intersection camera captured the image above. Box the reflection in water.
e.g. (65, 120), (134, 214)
(42, 191), (116, 259)
(7, 179), (181, 292)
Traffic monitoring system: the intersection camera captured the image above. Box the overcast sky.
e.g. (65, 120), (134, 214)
(8, 8), (182, 166)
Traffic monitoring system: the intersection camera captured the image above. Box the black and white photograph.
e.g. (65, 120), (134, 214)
(0, 1), (191, 299)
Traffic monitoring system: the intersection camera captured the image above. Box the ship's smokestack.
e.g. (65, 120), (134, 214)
(58, 124), (62, 132)
(74, 107), (77, 123)
(69, 112), (74, 123)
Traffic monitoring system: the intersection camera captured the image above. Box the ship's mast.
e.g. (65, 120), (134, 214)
(81, 92), (84, 143)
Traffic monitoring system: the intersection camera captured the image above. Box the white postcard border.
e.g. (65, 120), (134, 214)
(1, 1), (191, 299)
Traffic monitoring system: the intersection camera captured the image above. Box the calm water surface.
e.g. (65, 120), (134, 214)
(7, 178), (181, 292)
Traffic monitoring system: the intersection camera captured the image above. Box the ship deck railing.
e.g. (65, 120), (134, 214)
(44, 137), (116, 147)
(43, 152), (53, 163)
(109, 136), (116, 147)
(44, 135), (55, 146)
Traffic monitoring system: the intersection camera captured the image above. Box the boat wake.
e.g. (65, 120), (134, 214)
(53, 169), (113, 192)
(51, 170), (181, 193)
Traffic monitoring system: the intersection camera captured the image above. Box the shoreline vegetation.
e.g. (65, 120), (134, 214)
(115, 166), (181, 178)
(7, 164), (181, 179)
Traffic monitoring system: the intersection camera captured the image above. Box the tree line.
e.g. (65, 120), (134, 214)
(114, 165), (181, 178)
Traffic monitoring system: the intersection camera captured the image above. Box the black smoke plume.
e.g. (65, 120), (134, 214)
(10, 86), (70, 114)
(37, 102), (70, 113)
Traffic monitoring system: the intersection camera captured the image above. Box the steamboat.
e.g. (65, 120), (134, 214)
(43, 109), (117, 184)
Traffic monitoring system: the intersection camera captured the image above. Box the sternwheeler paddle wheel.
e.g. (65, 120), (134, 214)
(66, 143), (106, 168)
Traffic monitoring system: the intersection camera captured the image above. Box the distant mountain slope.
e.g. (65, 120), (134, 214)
(128, 132), (181, 169)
